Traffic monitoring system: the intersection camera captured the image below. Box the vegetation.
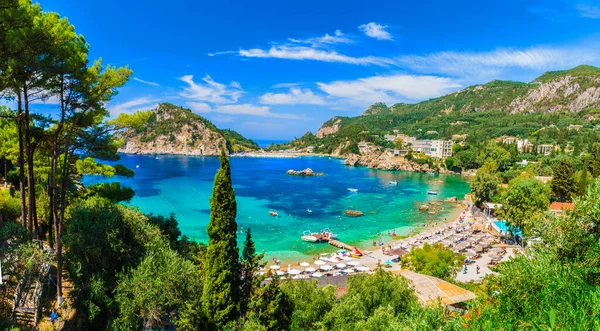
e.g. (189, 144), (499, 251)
(501, 175), (551, 234)
(403, 243), (464, 280)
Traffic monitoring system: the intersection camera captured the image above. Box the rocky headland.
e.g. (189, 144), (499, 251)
(343, 152), (455, 174)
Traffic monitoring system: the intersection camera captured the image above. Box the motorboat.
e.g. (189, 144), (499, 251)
(269, 211), (278, 216)
(347, 188), (358, 193)
(321, 228), (338, 239)
(155, 156), (160, 159)
(306, 209), (312, 213)
(135, 165), (140, 168)
(389, 181), (398, 185)
(427, 191), (438, 195)
(301, 230), (318, 242)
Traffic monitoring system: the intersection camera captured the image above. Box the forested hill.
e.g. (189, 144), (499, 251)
(117, 103), (259, 155)
(272, 65), (600, 154)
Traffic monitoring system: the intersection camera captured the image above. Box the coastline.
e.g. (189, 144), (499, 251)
(272, 200), (466, 268)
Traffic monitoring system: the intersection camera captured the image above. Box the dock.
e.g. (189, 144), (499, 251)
(327, 239), (356, 251)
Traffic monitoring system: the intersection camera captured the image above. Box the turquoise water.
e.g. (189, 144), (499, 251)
(494, 221), (522, 236)
(84, 155), (470, 260)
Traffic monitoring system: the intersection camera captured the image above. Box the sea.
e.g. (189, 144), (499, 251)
(83, 154), (471, 261)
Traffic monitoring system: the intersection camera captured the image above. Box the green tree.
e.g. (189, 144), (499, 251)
(577, 160), (591, 197)
(403, 242), (464, 280)
(551, 158), (577, 202)
(240, 228), (265, 315)
(112, 247), (202, 330)
(589, 144), (600, 177)
(394, 138), (404, 149)
(501, 176), (551, 234)
(247, 276), (293, 331)
(280, 281), (336, 330)
(86, 182), (135, 203)
(444, 156), (456, 170)
(471, 161), (501, 203)
(202, 149), (241, 327)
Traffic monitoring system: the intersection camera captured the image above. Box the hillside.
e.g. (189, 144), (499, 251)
(272, 65), (600, 155)
(118, 103), (258, 155)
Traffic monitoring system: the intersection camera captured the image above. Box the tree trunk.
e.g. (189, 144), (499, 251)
(16, 91), (27, 231)
(23, 84), (39, 238)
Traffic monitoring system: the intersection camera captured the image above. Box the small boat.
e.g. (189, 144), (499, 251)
(347, 188), (358, 193)
(427, 191), (438, 195)
(155, 156), (160, 159)
(389, 181), (398, 185)
(306, 209), (312, 213)
(269, 211), (278, 216)
(135, 165), (140, 169)
(301, 230), (318, 243)
(321, 228), (338, 239)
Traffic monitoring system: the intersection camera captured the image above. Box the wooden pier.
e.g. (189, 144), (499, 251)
(327, 239), (356, 251)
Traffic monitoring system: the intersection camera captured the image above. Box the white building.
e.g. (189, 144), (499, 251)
(411, 140), (453, 159)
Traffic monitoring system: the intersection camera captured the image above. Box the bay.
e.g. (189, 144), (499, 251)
(83, 155), (470, 260)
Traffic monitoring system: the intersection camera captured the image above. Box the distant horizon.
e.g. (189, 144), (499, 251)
(14, 0), (600, 139)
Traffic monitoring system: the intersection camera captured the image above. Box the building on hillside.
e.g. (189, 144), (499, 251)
(537, 144), (555, 156)
(411, 139), (454, 159)
(306, 146), (315, 153)
(549, 202), (575, 216)
(568, 124), (583, 131)
(384, 134), (397, 142)
(451, 134), (468, 141)
(426, 130), (439, 135)
(386, 149), (409, 157)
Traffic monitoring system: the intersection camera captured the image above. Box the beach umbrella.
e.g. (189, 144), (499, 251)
(356, 266), (370, 272)
(292, 275), (304, 279)
(305, 267), (316, 273)
(320, 265), (333, 271)
(390, 248), (409, 256)
(488, 254), (501, 260)
(342, 268), (355, 274)
(490, 247), (504, 254)
(269, 265), (280, 270)
(384, 260), (392, 266)
(256, 271), (265, 276)
(465, 251), (477, 258)
(299, 262), (310, 267)
(347, 261), (360, 267)
(288, 269), (302, 275)
(311, 272), (324, 278)
(314, 260), (327, 265)
(335, 263), (346, 269)
(473, 245), (484, 253)
(276, 270), (286, 276)
(341, 256), (353, 261)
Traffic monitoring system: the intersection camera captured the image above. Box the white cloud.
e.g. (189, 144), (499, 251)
(358, 22), (392, 40)
(186, 102), (212, 113)
(273, 82), (302, 88)
(289, 30), (353, 47)
(576, 4), (600, 18)
(317, 74), (462, 106)
(238, 46), (394, 66)
(133, 77), (159, 87)
(230, 81), (242, 89)
(213, 104), (305, 119)
(396, 45), (600, 79)
(107, 97), (159, 117)
(206, 50), (237, 57)
(260, 88), (326, 105)
(179, 74), (244, 104)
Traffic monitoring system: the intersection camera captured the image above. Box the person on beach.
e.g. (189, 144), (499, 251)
(476, 265), (480, 275)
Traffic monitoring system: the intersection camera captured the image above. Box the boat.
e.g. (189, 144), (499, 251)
(269, 211), (278, 216)
(321, 228), (338, 239)
(301, 230), (318, 243)
(389, 181), (398, 185)
(306, 209), (312, 213)
(155, 156), (160, 159)
(427, 191), (438, 195)
(347, 188), (358, 193)
(135, 165), (140, 168)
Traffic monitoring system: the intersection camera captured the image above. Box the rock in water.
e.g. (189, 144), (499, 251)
(418, 205), (430, 212)
(286, 168), (324, 176)
(345, 210), (364, 217)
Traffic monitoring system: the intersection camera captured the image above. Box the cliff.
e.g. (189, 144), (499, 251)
(117, 103), (258, 156)
(344, 152), (454, 174)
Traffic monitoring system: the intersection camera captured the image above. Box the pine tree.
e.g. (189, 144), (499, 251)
(551, 158), (576, 202)
(240, 228), (265, 315)
(202, 149), (241, 327)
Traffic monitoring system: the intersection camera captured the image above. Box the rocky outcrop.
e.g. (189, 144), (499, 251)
(316, 117), (343, 138)
(286, 168), (324, 176)
(118, 103), (229, 156)
(343, 152), (455, 174)
(362, 102), (390, 116)
(509, 76), (600, 113)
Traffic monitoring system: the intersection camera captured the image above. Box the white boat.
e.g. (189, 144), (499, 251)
(347, 188), (358, 193)
(135, 165), (140, 168)
(321, 228), (338, 239)
(427, 191), (438, 195)
(389, 181), (398, 185)
(306, 209), (312, 213)
(155, 156), (160, 159)
(301, 230), (318, 243)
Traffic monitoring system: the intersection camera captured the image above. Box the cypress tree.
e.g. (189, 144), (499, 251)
(240, 228), (265, 315)
(551, 158), (576, 202)
(202, 149), (241, 327)
(578, 160), (591, 197)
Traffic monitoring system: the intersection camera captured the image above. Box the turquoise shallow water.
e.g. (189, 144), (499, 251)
(84, 155), (470, 260)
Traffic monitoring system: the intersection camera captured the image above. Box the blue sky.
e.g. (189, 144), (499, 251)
(33, 0), (600, 140)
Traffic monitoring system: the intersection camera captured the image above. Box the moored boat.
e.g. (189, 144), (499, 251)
(321, 228), (338, 239)
(427, 191), (438, 195)
(347, 188), (358, 193)
(389, 181), (398, 185)
(301, 230), (318, 242)
(269, 211), (278, 216)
